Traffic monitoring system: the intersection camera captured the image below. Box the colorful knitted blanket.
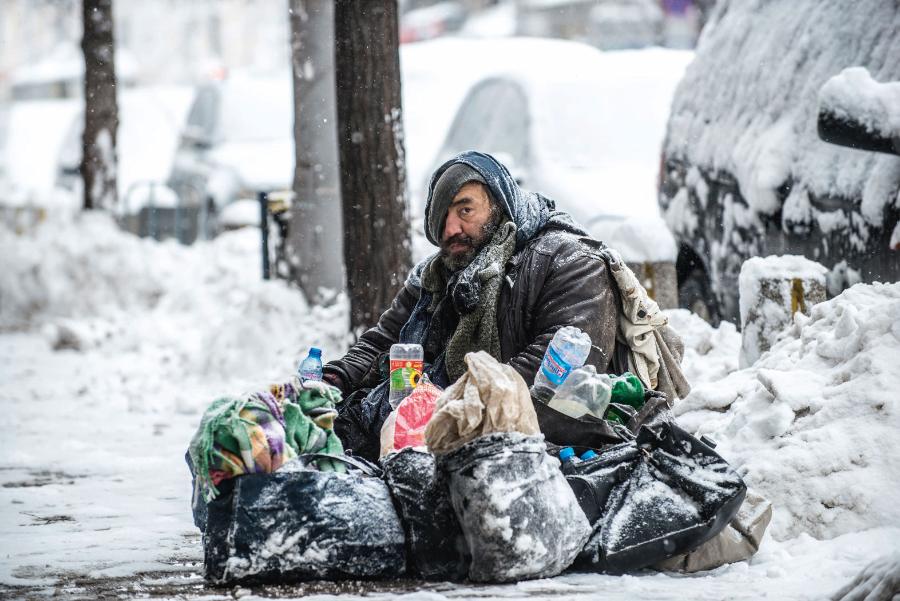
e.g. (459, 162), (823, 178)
(189, 378), (345, 500)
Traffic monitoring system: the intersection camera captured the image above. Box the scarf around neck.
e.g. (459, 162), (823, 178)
(420, 220), (518, 381)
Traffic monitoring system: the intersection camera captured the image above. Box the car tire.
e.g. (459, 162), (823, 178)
(679, 268), (720, 326)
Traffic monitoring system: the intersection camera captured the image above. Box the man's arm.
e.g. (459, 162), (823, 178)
(323, 283), (419, 394)
(507, 238), (618, 385)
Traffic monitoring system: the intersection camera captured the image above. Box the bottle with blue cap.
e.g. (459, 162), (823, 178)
(558, 446), (582, 474)
(298, 347), (323, 382)
(580, 450), (598, 461)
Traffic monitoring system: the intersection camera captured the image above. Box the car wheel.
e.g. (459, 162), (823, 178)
(679, 269), (720, 325)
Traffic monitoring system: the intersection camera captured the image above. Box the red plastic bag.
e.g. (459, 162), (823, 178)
(380, 375), (442, 456)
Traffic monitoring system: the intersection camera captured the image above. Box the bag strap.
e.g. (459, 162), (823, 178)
(297, 453), (383, 478)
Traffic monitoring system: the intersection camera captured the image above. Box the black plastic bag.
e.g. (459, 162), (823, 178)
(203, 453), (406, 584)
(381, 448), (469, 580)
(565, 421), (746, 573)
(438, 432), (591, 583)
(532, 387), (670, 449)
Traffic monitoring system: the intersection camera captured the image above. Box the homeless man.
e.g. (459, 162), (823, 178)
(324, 151), (618, 460)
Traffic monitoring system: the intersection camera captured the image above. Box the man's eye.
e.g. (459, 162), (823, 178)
(460, 207), (472, 216)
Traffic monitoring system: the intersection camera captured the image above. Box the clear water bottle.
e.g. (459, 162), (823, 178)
(547, 365), (612, 420)
(298, 347), (323, 382)
(533, 326), (592, 393)
(389, 343), (424, 408)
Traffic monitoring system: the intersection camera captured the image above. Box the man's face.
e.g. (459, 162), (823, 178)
(439, 182), (500, 271)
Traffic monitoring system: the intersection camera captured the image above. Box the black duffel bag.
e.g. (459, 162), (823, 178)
(203, 453), (406, 585)
(381, 448), (469, 581)
(564, 421), (746, 573)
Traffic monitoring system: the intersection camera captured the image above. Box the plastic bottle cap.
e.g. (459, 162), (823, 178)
(559, 447), (575, 461)
(580, 450), (598, 461)
(309, 347), (322, 358)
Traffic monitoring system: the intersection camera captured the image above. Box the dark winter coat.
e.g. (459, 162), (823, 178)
(325, 151), (618, 459)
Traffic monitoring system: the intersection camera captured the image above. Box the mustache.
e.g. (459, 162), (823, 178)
(441, 234), (475, 249)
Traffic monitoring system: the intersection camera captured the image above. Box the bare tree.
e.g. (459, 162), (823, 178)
(334, 0), (412, 332)
(287, 0), (344, 302)
(80, 0), (119, 210)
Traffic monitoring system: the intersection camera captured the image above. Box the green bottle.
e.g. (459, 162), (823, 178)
(609, 372), (645, 409)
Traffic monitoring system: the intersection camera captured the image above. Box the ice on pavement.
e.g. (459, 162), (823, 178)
(1, 214), (897, 599)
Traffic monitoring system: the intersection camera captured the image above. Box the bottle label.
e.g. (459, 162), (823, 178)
(390, 359), (423, 391)
(540, 345), (572, 386)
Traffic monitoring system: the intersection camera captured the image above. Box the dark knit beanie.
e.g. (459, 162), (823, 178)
(427, 163), (488, 243)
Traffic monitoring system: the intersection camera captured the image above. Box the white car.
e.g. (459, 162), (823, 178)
(167, 71), (294, 221)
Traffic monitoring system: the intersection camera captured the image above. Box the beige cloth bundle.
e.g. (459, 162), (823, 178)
(424, 351), (540, 454)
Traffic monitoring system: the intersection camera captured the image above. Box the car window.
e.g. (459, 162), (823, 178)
(443, 78), (530, 167)
(185, 85), (218, 141)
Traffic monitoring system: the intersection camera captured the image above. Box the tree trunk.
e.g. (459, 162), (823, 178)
(80, 0), (119, 211)
(334, 0), (412, 333)
(287, 0), (345, 303)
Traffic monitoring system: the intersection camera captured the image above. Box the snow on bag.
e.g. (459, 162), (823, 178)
(203, 454), (406, 584)
(381, 448), (469, 580)
(567, 421), (747, 573)
(426, 352), (591, 582)
(188, 379), (405, 584)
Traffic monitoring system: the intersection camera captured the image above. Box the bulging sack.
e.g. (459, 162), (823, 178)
(439, 432), (591, 583)
(381, 448), (469, 580)
(203, 454), (406, 584)
(566, 422), (746, 573)
(425, 351), (540, 454)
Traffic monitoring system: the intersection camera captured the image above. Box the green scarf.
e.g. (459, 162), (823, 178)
(422, 220), (518, 381)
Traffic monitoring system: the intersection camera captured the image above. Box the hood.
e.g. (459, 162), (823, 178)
(424, 150), (554, 251)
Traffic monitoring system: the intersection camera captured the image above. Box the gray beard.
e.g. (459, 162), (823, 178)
(439, 217), (501, 272)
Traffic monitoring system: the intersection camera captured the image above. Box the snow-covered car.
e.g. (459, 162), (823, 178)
(54, 85), (194, 239)
(167, 71), (294, 231)
(419, 38), (693, 294)
(658, 0), (900, 324)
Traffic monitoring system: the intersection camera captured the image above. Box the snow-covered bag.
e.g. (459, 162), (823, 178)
(438, 432), (592, 583)
(567, 421), (746, 573)
(203, 453), (405, 584)
(381, 448), (469, 580)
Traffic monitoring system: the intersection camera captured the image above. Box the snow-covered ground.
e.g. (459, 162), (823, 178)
(2, 214), (897, 599)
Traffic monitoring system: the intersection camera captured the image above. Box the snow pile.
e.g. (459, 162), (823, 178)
(674, 282), (900, 541)
(818, 66), (900, 139)
(0, 213), (348, 409)
(664, 308), (740, 387)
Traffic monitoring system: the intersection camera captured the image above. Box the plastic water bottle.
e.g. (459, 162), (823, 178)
(298, 347), (323, 382)
(547, 366), (612, 419)
(559, 447), (582, 475)
(580, 450), (598, 461)
(389, 343), (424, 408)
(533, 326), (592, 392)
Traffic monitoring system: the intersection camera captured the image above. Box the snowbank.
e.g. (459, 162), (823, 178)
(675, 282), (900, 541)
(0, 214), (348, 409)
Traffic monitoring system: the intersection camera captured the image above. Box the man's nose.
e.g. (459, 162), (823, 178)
(443, 212), (463, 240)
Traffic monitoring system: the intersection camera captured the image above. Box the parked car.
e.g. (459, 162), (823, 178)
(658, 0), (900, 324)
(420, 38), (693, 305)
(55, 85), (195, 240)
(167, 71), (294, 234)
